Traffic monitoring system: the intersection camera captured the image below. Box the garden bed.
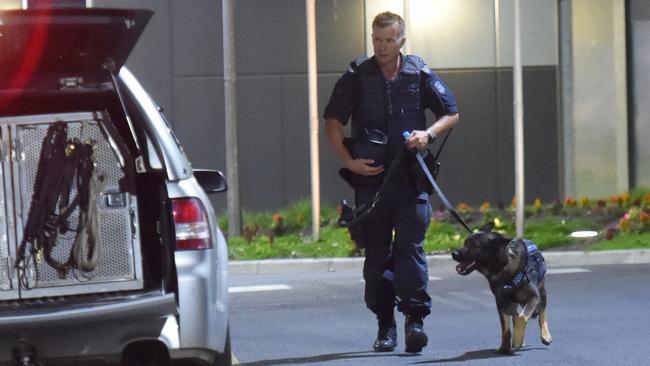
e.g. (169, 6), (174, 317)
(220, 190), (650, 261)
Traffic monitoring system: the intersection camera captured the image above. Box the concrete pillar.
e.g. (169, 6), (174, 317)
(570, 0), (629, 197)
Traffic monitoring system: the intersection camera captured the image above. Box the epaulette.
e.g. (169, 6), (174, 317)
(348, 56), (370, 73)
(404, 54), (432, 75)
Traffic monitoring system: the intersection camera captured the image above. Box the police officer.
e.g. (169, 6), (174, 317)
(323, 11), (459, 353)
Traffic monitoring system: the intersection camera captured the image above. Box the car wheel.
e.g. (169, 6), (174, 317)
(212, 325), (232, 366)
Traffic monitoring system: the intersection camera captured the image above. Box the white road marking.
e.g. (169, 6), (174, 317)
(547, 268), (591, 274)
(228, 284), (291, 293)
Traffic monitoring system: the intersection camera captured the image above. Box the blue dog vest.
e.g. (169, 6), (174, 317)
(501, 240), (547, 291)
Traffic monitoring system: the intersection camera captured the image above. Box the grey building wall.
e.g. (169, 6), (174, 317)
(433, 67), (559, 206)
(94, 0), (560, 212)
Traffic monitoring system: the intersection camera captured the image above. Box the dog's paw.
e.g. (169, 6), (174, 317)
(540, 322), (552, 345)
(495, 346), (512, 354)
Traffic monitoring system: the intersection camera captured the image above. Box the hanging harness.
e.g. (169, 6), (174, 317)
(15, 122), (100, 289)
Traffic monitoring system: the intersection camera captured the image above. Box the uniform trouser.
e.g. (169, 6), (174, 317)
(355, 176), (433, 320)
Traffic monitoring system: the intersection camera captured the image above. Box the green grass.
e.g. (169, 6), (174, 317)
(227, 225), (357, 260)
(522, 217), (600, 250)
(589, 232), (650, 251)
(423, 217), (603, 252)
(218, 199), (340, 233)
(424, 221), (465, 253)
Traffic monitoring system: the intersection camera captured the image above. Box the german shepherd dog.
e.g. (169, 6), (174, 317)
(451, 223), (552, 353)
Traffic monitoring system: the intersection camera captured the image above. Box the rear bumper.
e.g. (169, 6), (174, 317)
(0, 293), (177, 361)
(0, 292), (176, 329)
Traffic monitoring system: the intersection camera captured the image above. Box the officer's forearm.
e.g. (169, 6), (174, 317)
(325, 118), (353, 165)
(427, 112), (459, 137)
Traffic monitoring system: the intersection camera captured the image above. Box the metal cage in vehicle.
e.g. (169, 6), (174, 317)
(0, 111), (143, 299)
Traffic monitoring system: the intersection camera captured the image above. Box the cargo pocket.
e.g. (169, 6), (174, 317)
(416, 192), (432, 229)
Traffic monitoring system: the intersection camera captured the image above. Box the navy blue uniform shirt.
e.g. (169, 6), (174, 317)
(323, 54), (458, 125)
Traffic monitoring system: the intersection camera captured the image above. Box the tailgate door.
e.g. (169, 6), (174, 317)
(0, 8), (152, 85)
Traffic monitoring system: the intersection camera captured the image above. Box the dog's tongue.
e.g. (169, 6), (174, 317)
(456, 261), (476, 275)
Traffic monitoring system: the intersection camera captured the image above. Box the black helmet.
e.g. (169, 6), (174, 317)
(339, 128), (388, 189)
(347, 128), (388, 167)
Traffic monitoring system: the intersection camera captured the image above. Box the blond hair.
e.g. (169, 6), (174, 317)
(372, 11), (405, 38)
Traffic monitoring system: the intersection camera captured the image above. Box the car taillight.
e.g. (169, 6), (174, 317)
(171, 197), (212, 250)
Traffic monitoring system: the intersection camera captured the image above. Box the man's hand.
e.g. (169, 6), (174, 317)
(406, 130), (430, 151)
(344, 158), (384, 176)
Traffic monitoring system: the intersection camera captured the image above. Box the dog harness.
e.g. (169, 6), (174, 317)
(501, 240), (547, 291)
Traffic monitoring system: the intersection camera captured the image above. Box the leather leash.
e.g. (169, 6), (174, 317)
(402, 131), (473, 233)
(339, 128), (471, 233)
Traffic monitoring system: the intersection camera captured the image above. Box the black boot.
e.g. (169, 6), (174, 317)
(404, 315), (428, 353)
(373, 314), (397, 352)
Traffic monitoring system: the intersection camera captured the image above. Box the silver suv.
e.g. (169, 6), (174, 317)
(0, 8), (230, 366)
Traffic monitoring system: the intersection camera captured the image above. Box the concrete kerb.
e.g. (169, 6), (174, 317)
(229, 257), (365, 274)
(228, 249), (650, 275)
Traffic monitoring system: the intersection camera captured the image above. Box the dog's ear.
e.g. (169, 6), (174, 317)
(478, 221), (495, 233)
(484, 232), (509, 249)
(506, 239), (527, 267)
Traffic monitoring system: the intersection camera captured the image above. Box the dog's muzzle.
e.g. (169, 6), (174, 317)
(451, 250), (477, 275)
(455, 261), (476, 275)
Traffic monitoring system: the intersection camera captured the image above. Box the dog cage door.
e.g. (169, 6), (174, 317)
(3, 112), (143, 299)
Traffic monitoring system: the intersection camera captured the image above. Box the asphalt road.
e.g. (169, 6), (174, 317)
(229, 263), (650, 366)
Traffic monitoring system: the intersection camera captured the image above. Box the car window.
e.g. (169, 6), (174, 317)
(117, 68), (192, 181)
(155, 104), (186, 155)
(117, 80), (165, 172)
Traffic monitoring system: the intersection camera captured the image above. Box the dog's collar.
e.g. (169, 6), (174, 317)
(501, 271), (526, 290)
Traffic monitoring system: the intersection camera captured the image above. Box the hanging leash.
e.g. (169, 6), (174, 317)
(402, 131), (473, 233)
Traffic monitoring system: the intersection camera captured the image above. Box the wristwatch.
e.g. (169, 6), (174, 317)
(426, 129), (436, 144)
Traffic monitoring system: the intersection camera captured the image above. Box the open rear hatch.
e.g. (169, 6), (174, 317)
(0, 8), (151, 87)
(0, 8), (154, 300)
